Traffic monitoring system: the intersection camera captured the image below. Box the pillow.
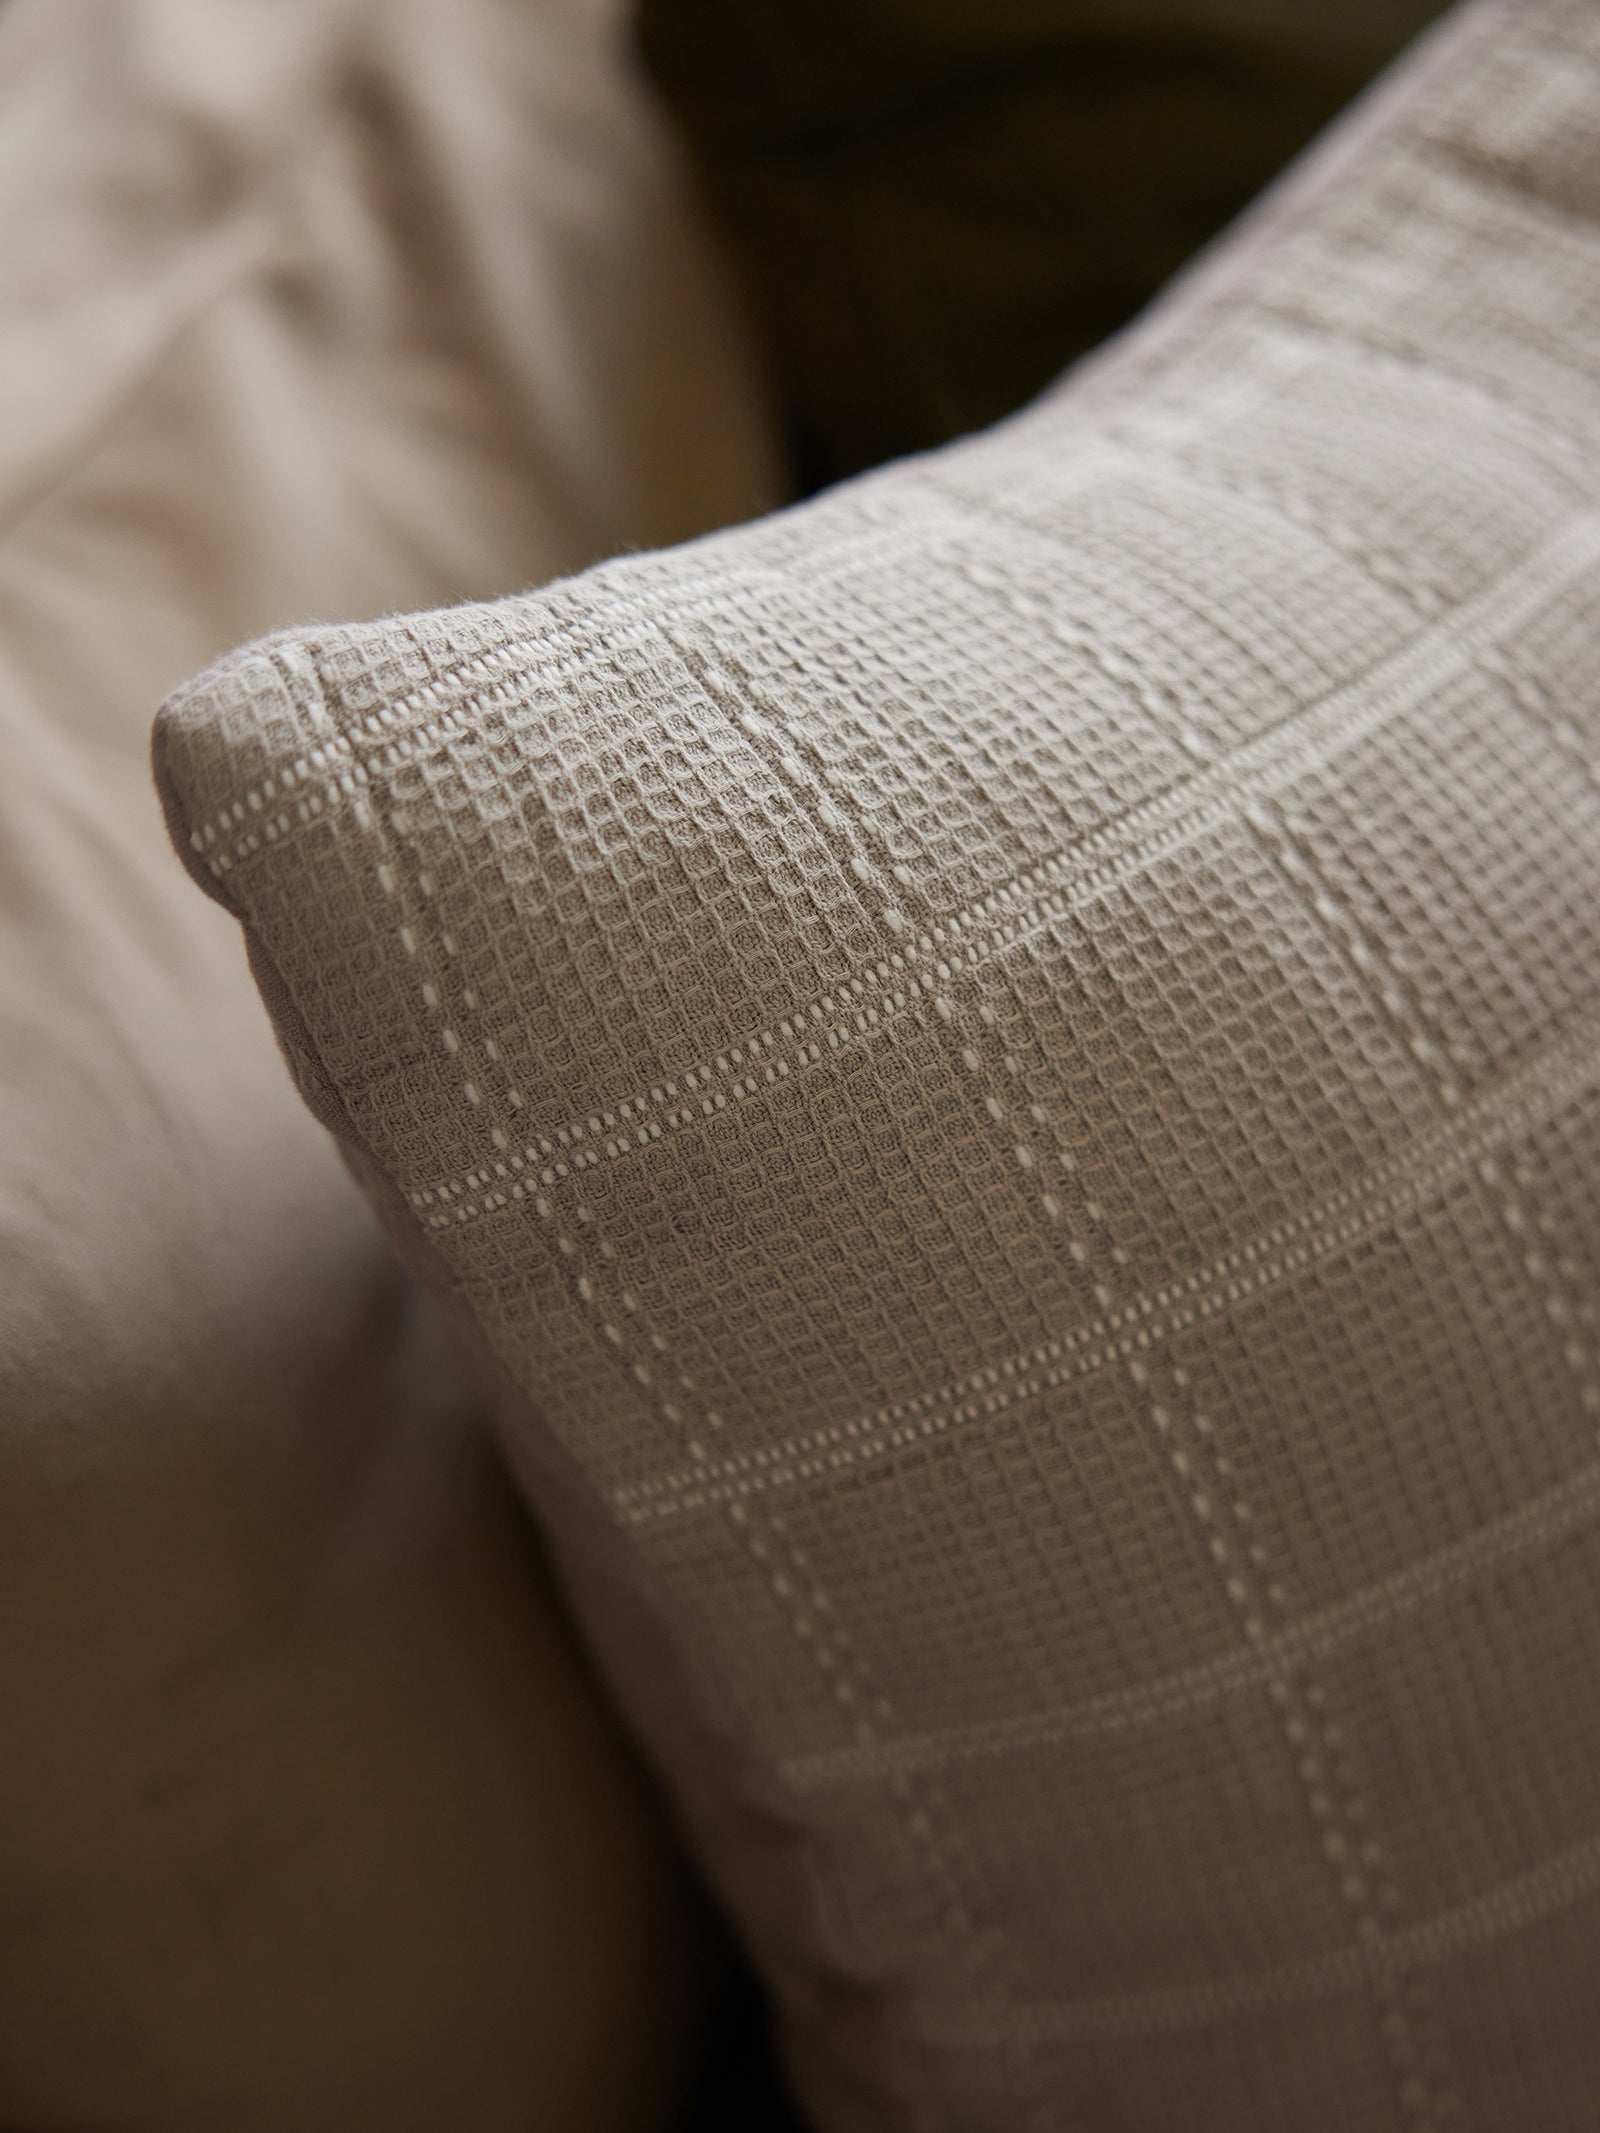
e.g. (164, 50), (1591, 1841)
(155, 1), (1600, 2126)
(637, 0), (1448, 483)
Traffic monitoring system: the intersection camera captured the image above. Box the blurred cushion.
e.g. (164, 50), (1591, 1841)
(155, 2), (1600, 2127)
(639, 0), (1447, 485)
(0, 0), (775, 2124)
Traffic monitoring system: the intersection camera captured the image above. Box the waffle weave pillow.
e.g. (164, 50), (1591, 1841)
(156, 2), (1600, 2125)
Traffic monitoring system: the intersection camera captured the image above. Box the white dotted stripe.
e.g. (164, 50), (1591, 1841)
(930, 1819), (1600, 2046)
(939, 991), (1071, 1230)
(374, 841), (529, 1123)
(1471, 638), (1600, 1431)
(188, 635), (530, 864)
(408, 986), (921, 1223)
(1117, 1357), (1459, 2113)
(682, 643), (1094, 1481)
(952, 552), (1225, 764)
(787, 1451), (1600, 1787)
(1251, 801), (1600, 1425)
(1037, 1019), (1459, 2125)
(1478, 1150), (1600, 1423)
(1266, 1679), (1456, 2129)
(1255, 303), (1600, 496)
(677, 641), (919, 931)
(619, 1281), (1038, 2091)
(950, 479), (1320, 768)
(731, 1506), (1053, 2121)
(1244, 795), (1472, 1109)
(198, 668), (539, 877)
(1102, 426), (1462, 619)
(1479, 639), (1600, 800)
(612, 1017), (1600, 1520)
(195, 767), (347, 871)
(401, 511), (1600, 1225)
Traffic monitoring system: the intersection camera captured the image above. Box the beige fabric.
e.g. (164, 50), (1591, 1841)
(0, 0), (774, 2124)
(157, 1), (1600, 2127)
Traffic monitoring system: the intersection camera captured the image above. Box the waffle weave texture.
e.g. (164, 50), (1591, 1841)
(157, 2), (1600, 2125)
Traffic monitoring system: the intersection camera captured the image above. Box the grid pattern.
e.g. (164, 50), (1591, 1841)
(157, 4), (1600, 2126)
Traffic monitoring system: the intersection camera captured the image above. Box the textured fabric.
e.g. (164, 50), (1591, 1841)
(0, 0), (775, 2124)
(639, 0), (1447, 483)
(157, 1), (1600, 2126)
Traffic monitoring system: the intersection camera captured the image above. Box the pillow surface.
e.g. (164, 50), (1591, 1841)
(157, 1), (1600, 2127)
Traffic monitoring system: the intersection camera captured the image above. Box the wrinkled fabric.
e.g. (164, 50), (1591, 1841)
(0, 0), (776, 2124)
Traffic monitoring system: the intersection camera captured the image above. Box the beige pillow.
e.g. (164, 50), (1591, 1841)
(156, 1), (1600, 2126)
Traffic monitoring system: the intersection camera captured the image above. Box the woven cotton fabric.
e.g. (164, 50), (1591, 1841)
(157, 2), (1600, 2125)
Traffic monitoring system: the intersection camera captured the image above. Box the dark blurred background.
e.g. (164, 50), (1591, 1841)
(639, 0), (1448, 489)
